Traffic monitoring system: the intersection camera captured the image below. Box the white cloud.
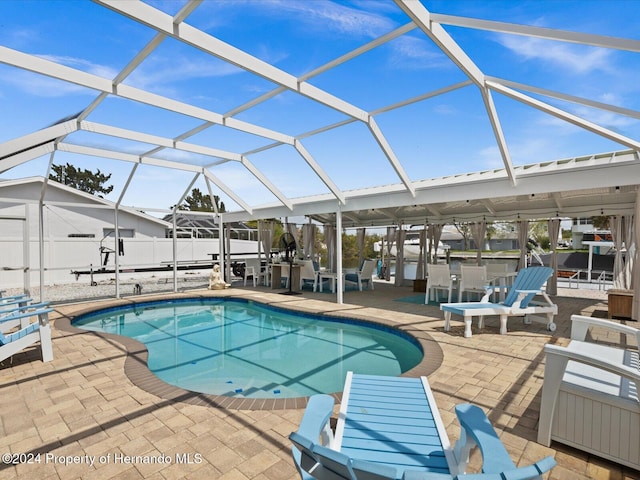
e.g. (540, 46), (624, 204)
(388, 36), (450, 70)
(37, 54), (119, 79)
(497, 35), (613, 74)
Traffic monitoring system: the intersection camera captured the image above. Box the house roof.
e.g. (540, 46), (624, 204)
(1, 1), (639, 227)
(0, 176), (171, 227)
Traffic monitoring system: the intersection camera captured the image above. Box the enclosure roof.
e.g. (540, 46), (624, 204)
(1, 1), (639, 225)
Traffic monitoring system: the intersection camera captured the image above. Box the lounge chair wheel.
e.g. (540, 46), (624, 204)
(548, 322), (556, 332)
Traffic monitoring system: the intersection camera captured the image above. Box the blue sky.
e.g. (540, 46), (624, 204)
(1, 0), (639, 213)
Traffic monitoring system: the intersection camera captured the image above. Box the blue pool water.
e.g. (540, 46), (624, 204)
(73, 298), (423, 398)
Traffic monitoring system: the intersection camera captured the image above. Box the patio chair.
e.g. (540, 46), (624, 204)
(538, 315), (640, 471)
(425, 264), (453, 304)
(290, 372), (556, 480)
(290, 394), (335, 480)
(344, 259), (376, 291)
(457, 265), (489, 302)
(440, 266), (556, 337)
(0, 306), (54, 363)
(299, 260), (319, 292)
(243, 258), (262, 287)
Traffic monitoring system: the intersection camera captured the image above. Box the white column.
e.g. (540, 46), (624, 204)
(336, 204), (343, 304)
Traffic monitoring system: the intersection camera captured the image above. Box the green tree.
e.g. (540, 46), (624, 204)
(591, 216), (610, 230)
(175, 188), (225, 212)
(49, 162), (113, 197)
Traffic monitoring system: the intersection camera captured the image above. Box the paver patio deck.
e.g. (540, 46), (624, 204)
(0, 281), (637, 480)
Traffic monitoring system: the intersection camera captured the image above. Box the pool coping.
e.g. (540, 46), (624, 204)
(54, 291), (444, 410)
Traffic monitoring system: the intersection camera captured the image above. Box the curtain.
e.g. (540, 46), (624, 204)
(610, 216), (625, 289)
(517, 220), (529, 270)
(324, 224), (336, 272)
(286, 222), (299, 257)
(384, 226), (396, 281)
(632, 190), (639, 320)
(258, 221), (275, 258)
(470, 221), (486, 266)
(302, 223), (316, 260)
(430, 224), (443, 264)
(356, 227), (366, 268)
(416, 227), (426, 279)
(623, 215), (635, 291)
(547, 218), (560, 295)
(394, 228), (406, 286)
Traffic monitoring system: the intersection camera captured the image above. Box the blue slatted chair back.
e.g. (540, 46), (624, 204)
(503, 267), (553, 308)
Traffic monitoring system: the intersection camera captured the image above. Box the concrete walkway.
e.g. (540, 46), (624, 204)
(0, 282), (636, 480)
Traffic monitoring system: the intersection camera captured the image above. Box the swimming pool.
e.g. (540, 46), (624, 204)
(73, 298), (423, 399)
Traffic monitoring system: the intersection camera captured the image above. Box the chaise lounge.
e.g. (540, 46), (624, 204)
(290, 372), (555, 480)
(439, 266), (557, 337)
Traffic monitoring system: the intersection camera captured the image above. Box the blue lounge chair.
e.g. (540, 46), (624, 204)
(0, 307), (53, 363)
(290, 372), (556, 480)
(440, 267), (557, 337)
(290, 394), (336, 480)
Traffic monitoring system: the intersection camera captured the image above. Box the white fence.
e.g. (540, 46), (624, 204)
(0, 236), (258, 288)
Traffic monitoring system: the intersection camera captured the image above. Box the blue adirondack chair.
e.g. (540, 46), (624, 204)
(440, 266), (557, 338)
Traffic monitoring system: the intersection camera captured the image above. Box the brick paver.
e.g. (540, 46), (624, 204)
(0, 282), (636, 479)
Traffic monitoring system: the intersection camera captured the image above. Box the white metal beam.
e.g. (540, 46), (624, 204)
(394, 1), (516, 184)
(202, 169), (253, 214)
(480, 89), (517, 185)
(1, 119), (78, 160)
(430, 13), (640, 53)
(239, 156), (293, 211)
(95, 0), (369, 121)
(487, 80), (640, 151)
(0, 45), (294, 145)
(487, 77), (640, 120)
(294, 139), (346, 204)
(394, 0), (484, 86)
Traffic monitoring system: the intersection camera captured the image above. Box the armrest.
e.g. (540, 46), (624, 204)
(296, 394), (335, 447)
(570, 314), (640, 343)
(0, 302), (51, 319)
(453, 404), (514, 474)
(544, 343), (640, 384)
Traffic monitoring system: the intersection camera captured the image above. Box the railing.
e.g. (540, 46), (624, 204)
(567, 270), (612, 290)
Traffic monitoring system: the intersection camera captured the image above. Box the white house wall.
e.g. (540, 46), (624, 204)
(0, 203), (167, 239)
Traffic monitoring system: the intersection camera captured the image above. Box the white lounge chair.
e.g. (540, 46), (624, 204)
(538, 315), (640, 471)
(440, 266), (557, 337)
(0, 307), (54, 363)
(344, 259), (376, 291)
(425, 264), (453, 304)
